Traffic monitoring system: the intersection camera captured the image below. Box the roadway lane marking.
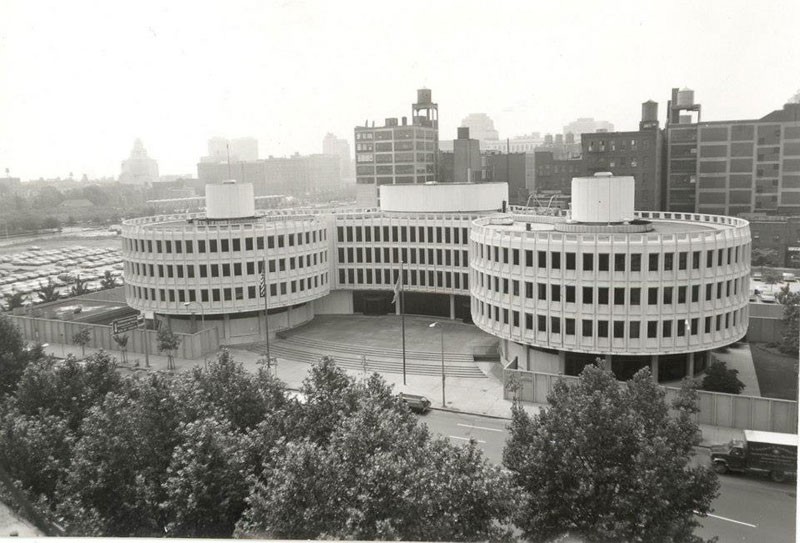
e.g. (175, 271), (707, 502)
(695, 511), (758, 528)
(449, 435), (486, 444)
(457, 423), (504, 433)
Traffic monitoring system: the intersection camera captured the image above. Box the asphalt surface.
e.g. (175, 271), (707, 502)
(420, 409), (797, 543)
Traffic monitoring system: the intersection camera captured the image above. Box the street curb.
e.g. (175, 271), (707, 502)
(428, 406), (512, 421)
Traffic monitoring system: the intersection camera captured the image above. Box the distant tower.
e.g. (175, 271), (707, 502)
(120, 139), (159, 186)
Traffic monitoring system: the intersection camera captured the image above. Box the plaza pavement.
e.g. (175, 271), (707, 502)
(40, 314), (749, 447)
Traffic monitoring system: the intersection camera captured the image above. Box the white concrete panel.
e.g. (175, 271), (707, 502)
(571, 175), (635, 223)
(314, 290), (354, 314)
(380, 182), (508, 213)
(206, 182), (255, 219)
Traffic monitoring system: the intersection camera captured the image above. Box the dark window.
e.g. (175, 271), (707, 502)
(692, 251), (701, 269)
(538, 315), (547, 332)
(538, 283), (547, 300)
(649, 253), (659, 271)
(648, 287), (658, 305)
(630, 287), (640, 305)
(551, 317), (560, 334)
(614, 287), (625, 305)
(583, 253), (593, 271)
(663, 286), (673, 304)
(678, 286), (686, 304)
(582, 286), (593, 304)
(647, 321), (658, 338)
(663, 320), (672, 337)
(566, 318), (575, 335)
(598, 320), (608, 338)
(598, 287), (609, 305)
(678, 252), (687, 270)
(551, 284), (560, 302)
(582, 319), (593, 336)
(598, 253), (609, 271)
(566, 285), (575, 303)
(631, 253), (641, 272)
(664, 253), (674, 271)
(566, 252), (576, 270)
(692, 285), (699, 302)
(630, 321), (640, 339)
(551, 252), (561, 269)
(538, 251), (547, 267)
(613, 321), (625, 338)
(614, 254), (625, 272)
(526, 250), (533, 266)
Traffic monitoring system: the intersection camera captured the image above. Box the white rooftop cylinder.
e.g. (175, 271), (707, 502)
(571, 173), (635, 223)
(205, 181), (255, 219)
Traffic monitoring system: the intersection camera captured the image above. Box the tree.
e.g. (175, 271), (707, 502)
(72, 328), (91, 357)
(99, 270), (117, 290)
(112, 333), (129, 363)
(237, 385), (515, 540)
(156, 323), (181, 370)
(701, 360), (745, 394)
(789, 88), (800, 104)
(504, 365), (718, 543)
(762, 267), (782, 286)
(0, 314), (43, 394)
(36, 278), (61, 304)
(70, 275), (90, 297)
(751, 248), (779, 269)
(161, 417), (251, 537)
(2, 290), (27, 311)
(777, 286), (800, 355)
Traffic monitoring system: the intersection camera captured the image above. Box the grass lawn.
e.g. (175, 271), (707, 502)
(750, 343), (799, 401)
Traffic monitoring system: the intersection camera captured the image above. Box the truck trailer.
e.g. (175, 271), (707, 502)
(710, 430), (797, 482)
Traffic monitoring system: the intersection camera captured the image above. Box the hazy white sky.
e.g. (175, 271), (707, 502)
(1, 0), (798, 180)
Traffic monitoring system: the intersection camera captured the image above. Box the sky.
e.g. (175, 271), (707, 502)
(1, 0), (799, 181)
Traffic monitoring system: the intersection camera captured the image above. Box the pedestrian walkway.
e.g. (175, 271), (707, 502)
(709, 343), (761, 396)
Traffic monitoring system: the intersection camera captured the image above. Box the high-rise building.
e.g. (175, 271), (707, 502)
(201, 137), (259, 163)
(119, 139), (159, 186)
(582, 100), (665, 211)
(322, 133), (353, 180)
(562, 118), (615, 141)
(354, 89), (438, 207)
(664, 88), (800, 216)
(460, 113), (499, 144)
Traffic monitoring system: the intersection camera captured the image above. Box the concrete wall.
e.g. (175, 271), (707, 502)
(504, 368), (798, 434)
(379, 182), (508, 213)
(7, 315), (219, 360)
(314, 290), (354, 314)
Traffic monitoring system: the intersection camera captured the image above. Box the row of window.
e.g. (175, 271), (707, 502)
(338, 267), (469, 291)
(338, 246), (469, 268)
(337, 224), (470, 245)
(125, 229), (327, 255)
(477, 244), (745, 273)
(128, 273), (328, 304)
(477, 274), (744, 305)
(479, 301), (743, 339)
(126, 252), (327, 280)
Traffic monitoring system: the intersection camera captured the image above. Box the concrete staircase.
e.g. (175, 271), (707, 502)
(238, 334), (487, 378)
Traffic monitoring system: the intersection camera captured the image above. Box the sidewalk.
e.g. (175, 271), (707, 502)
(41, 341), (744, 447)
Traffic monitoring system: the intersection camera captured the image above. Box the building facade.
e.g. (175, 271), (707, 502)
(122, 176), (750, 383)
(197, 154), (341, 197)
(471, 174), (751, 381)
(354, 89), (439, 207)
(582, 101), (664, 211)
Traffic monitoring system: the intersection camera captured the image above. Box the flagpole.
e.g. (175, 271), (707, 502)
(401, 260), (406, 385)
(262, 243), (271, 367)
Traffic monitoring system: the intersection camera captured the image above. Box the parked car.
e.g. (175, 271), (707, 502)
(399, 393), (431, 414)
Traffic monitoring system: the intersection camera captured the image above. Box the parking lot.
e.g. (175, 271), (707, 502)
(0, 244), (123, 309)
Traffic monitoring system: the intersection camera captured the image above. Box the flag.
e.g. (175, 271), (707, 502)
(391, 274), (401, 305)
(259, 271), (266, 298)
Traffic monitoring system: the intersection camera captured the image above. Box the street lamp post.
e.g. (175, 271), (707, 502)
(429, 321), (446, 407)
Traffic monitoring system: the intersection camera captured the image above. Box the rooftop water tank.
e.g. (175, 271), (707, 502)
(677, 88), (695, 107)
(417, 88), (432, 104)
(641, 100), (658, 122)
(206, 181), (255, 219)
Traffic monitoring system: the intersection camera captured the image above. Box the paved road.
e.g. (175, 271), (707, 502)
(420, 409), (796, 543)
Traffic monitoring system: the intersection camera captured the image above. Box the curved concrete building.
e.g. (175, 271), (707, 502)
(122, 177), (750, 381)
(470, 174), (751, 381)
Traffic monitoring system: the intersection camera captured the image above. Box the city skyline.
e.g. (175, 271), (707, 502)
(1, 0), (799, 180)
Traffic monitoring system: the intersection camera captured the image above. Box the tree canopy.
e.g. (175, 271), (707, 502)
(504, 365), (718, 543)
(701, 360), (745, 394)
(777, 285), (800, 355)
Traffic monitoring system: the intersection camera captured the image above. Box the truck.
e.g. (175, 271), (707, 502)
(710, 430), (797, 482)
